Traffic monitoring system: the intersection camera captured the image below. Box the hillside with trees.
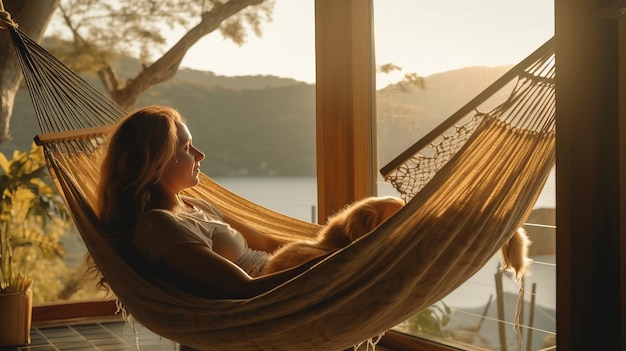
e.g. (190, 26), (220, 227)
(3, 64), (511, 177)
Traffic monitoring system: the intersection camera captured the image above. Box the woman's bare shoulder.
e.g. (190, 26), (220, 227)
(136, 209), (178, 232)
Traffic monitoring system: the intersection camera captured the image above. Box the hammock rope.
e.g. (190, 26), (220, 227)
(4, 19), (555, 351)
(381, 40), (555, 201)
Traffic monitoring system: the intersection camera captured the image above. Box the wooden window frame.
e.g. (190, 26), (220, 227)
(314, 0), (377, 220)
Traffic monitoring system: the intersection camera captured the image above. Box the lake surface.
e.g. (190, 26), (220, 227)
(213, 176), (320, 222)
(214, 167), (556, 223)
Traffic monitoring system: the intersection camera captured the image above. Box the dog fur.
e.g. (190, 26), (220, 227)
(261, 195), (532, 281)
(500, 227), (532, 280)
(261, 196), (405, 274)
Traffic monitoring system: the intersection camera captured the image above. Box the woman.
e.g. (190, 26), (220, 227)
(97, 105), (324, 299)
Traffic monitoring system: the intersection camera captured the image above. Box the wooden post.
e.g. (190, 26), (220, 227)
(495, 271), (507, 351)
(314, 0), (377, 222)
(526, 283), (536, 351)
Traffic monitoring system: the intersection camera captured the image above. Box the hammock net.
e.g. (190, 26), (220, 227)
(6, 22), (555, 351)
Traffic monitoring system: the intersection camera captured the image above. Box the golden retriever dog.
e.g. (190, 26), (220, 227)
(261, 196), (405, 274)
(261, 195), (532, 281)
(500, 227), (532, 280)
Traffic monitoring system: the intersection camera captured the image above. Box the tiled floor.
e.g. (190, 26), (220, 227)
(2, 319), (395, 351)
(2, 319), (179, 351)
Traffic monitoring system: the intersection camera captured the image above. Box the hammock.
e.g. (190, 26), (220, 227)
(5, 19), (555, 351)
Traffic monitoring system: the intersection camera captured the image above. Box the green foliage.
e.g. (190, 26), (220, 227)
(0, 143), (70, 294)
(406, 301), (452, 337)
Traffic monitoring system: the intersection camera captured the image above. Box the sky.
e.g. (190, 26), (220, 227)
(178, 0), (554, 88)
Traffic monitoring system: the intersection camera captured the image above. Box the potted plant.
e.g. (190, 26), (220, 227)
(0, 143), (69, 346)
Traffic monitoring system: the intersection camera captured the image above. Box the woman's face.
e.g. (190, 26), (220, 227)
(159, 122), (205, 195)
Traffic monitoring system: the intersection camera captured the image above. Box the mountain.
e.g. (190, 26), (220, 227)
(3, 64), (512, 177)
(377, 65), (512, 166)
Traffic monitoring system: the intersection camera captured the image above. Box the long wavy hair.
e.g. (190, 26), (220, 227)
(97, 105), (185, 237)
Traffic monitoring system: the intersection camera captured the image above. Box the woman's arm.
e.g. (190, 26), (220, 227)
(222, 212), (287, 252)
(162, 243), (325, 299)
(134, 209), (320, 299)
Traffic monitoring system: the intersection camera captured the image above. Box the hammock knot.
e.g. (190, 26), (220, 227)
(0, 9), (18, 30)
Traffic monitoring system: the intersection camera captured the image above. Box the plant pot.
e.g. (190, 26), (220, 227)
(0, 289), (32, 347)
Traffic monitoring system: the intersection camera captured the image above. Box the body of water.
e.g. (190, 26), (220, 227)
(213, 167), (556, 223)
(213, 176), (320, 222)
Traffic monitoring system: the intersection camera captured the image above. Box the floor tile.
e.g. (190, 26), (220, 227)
(5, 321), (179, 351)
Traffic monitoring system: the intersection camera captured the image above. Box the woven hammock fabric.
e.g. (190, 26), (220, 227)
(7, 24), (555, 351)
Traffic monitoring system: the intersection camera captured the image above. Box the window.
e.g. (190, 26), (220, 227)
(374, 1), (556, 350)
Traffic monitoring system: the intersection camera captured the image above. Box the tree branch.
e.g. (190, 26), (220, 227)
(114, 0), (266, 109)
(97, 64), (119, 96)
